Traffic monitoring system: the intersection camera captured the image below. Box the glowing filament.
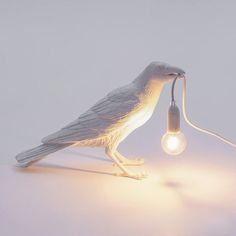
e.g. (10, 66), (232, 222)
(161, 132), (187, 155)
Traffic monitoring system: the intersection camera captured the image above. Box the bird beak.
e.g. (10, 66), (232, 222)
(171, 67), (185, 77)
(166, 67), (185, 80)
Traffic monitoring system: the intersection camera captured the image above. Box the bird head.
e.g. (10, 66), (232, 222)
(144, 61), (185, 82)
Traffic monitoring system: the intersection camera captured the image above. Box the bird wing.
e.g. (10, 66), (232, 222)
(42, 85), (140, 144)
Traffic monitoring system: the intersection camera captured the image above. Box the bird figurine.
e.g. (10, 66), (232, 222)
(16, 62), (185, 179)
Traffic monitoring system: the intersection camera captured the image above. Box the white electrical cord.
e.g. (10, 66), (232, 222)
(181, 76), (236, 148)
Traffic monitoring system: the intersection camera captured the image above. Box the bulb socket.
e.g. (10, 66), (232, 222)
(167, 102), (180, 133)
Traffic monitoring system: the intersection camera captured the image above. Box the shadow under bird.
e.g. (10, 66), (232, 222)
(16, 62), (185, 179)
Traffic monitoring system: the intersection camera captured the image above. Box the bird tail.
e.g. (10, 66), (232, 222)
(15, 143), (70, 167)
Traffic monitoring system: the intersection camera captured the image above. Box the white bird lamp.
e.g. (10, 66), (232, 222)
(16, 62), (236, 180)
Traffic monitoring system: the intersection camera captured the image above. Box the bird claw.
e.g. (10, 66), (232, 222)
(115, 171), (148, 180)
(125, 157), (144, 166)
(113, 158), (145, 166)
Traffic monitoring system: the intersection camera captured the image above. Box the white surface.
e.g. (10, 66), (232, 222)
(1, 145), (236, 236)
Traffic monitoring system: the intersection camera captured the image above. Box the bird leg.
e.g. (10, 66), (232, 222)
(115, 151), (144, 166)
(105, 147), (147, 180)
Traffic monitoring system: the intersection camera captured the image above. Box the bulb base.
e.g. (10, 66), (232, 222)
(168, 102), (180, 133)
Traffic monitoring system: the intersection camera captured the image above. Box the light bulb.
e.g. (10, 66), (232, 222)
(161, 131), (187, 155)
(161, 101), (187, 156)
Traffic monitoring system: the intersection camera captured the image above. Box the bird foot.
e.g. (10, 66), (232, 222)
(115, 171), (148, 180)
(122, 158), (145, 166)
(113, 158), (145, 166)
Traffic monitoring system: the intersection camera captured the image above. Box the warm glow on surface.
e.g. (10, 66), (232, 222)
(9, 149), (236, 235)
(161, 132), (187, 155)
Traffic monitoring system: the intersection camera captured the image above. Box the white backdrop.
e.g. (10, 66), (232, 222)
(1, 0), (235, 164)
(0, 0), (236, 163)
(1, 1), (236, 236)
